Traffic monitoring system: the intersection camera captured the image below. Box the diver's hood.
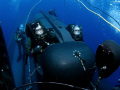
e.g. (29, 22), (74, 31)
(19, 24), (24, 31)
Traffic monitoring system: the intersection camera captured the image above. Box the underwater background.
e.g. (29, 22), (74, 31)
(0, 0), (120, 89)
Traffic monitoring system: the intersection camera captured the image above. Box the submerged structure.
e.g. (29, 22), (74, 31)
(25, 10), (95, 89)
(0, 25), (15, 89)
(1, 10), (120, 90)
(25, 10), (120, 90)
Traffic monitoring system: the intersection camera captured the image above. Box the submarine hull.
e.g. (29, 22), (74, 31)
(25, 10), (96, 89)
(41, 41), (95, 88)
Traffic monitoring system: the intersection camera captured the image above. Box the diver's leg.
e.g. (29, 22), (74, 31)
(22, 39), (26, 52)
(17, 42), (21, 56)
(17, 42), (22, 62)
(21, 39), (26, 64)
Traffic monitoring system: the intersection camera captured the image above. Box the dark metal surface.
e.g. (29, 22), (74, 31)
(0, 25), (15, 89)
(96, 40), (120, 78)
(41, 41), (95, 87)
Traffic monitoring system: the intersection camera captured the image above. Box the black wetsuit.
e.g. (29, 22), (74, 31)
(14, 30), (26, 62)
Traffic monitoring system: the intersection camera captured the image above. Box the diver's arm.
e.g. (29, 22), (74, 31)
(14, 33), (18, 42)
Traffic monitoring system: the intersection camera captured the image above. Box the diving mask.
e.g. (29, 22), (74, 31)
(73, 26), (81, 35)
(35, 23), (44, 35)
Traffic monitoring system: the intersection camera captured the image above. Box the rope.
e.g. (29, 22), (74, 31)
(7, 0), (42, 49)
(28, 66), (41, 79)
(24, 0), (42, 32)
(78, 0), (120, 32)
(13, 82), (90, 90)
(84, 0), (120, 26)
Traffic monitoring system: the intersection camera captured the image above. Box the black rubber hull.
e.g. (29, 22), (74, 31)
(40, 41), (95, 88)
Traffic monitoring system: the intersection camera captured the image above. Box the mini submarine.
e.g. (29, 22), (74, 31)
(25, 10), (95, 89)
(1, 10), (120, 90)
(25, 10), (120, 90)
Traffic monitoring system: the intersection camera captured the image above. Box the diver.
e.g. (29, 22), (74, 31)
(14, 24), (26, 62)
(48, 8), (57, 17)
(25, 21), (56, 65)
(66, 24), (84, 41)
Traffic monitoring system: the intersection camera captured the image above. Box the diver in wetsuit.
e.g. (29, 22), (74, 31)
(66, 24), (84, 41)
(14, 24), (26, 62)
(25, 21), (56, 65)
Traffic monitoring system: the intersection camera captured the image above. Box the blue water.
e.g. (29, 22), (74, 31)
(0, 0), (120, 89)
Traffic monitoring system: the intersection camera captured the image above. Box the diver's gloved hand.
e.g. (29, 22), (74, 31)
(32, 45), (42, 54)
(18, 38), (22, 41)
